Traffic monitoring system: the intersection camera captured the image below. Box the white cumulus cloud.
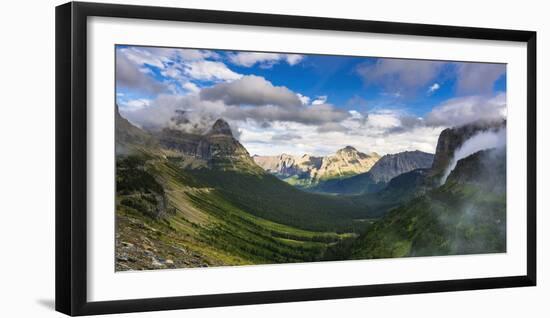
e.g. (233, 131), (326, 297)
(183, 60), (242, 82)
(427, 83), (440, 94)
(311, 95), (328, 105)
(425, 93), (506, 127)
(297, 93), (311, 105)
(228, 52), (304, 68)
(119, 98), (151, 111)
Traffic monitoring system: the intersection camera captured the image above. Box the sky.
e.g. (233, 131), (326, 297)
(116, 45), (507, 156)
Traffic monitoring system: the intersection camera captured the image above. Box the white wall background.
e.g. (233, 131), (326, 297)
(0, 0), (547, 316)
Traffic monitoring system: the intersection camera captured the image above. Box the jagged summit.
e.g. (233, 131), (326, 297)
(335, 146), (360, 157)
(209, 118), (233, 136)
(153, 117), (260, 172)
(337, 145), (358, 153)
(335, 146), (380, 159)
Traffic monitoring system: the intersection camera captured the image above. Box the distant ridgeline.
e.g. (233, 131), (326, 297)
(253, 146), (381, 188)
(114, 105), (506, 271)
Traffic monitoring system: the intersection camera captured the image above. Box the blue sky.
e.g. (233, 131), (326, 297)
(116, 45), (507, 156)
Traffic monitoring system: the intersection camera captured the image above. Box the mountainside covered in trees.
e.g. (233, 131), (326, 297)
(349, 147), (506, 259)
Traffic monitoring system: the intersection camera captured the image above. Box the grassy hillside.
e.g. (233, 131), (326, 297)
(115, 153), (355, 271)
(185, 167), (376, 232)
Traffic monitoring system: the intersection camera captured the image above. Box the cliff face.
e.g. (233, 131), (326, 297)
(368, 150), (434, 183)
(430, 120), (506, 177)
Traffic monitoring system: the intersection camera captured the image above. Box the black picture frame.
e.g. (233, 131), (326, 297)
(55, 1), (537, 316)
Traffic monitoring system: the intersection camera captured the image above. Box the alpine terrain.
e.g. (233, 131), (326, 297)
(115, 105), (507, 270)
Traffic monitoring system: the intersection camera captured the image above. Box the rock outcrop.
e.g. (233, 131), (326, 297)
(157, 119), (258, 170)
(430, 120), (506, 177)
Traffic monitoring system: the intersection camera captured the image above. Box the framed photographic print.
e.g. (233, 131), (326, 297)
(55, 1), (536, 316)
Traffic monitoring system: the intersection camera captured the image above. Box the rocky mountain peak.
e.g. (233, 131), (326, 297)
(253, 146), (379, 186)
(368, 151), (435, 183)
(209, 119), (233, 136)
(155, 118), (260, 172)
(337, 146), (358, 154)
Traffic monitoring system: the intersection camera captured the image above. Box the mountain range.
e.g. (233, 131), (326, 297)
(114, 106), (506, 270)
(309, 150), (434, 195)
(253, 146), (380, 187)
(252, 145), (435, 195)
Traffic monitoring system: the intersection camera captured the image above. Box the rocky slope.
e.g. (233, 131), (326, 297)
(367, 150), (434, 183)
